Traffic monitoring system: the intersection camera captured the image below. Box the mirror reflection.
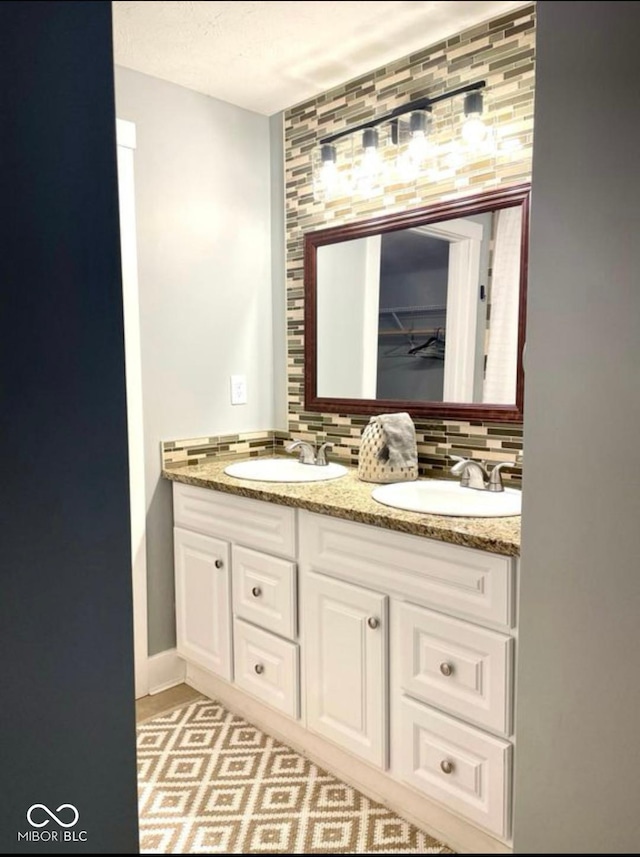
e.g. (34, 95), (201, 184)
(305, 184), (529, 420)
(316, 203), (523, 405)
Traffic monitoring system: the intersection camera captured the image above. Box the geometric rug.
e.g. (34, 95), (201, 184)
(137, 698), (453, 854)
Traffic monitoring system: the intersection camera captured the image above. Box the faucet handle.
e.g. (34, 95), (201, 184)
(450, 455), (467, 473)
(316, 442), (333, 466)
(285, 439), (316, 464)
(450, 455), (471, 487)
(487, 461), (516, 492)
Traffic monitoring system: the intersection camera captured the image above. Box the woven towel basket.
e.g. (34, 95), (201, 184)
(357, 418), (418, 483)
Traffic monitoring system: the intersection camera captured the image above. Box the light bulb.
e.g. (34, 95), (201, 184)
(462, 115), (488, 147)
(315, 143), (341, 198)
(462, 90), (488, 149)
(361, 128), (380, 168)
(319, 161), (339, 195)
(355, 128), (382, 196)
(362, 145), (380, 170)
(407, 110), (430, 164)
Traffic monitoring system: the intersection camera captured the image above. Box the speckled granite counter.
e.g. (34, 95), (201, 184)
(163, 457), (520, 557)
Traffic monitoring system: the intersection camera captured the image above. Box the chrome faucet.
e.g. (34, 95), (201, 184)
(316, 442), (333, 466)
(285, 440), (316, 464)
(450, 456), (515, 492)
(285, 439), (334, 466)
(451, 456), (490, 490)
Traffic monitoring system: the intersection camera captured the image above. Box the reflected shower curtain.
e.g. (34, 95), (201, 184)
(483, 207), (522, 403)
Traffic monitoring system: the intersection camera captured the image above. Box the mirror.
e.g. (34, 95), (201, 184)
(304, 184), (529, 422)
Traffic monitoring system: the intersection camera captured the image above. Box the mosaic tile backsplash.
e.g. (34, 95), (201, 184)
(162, 431), (290, 469)
(283, 4), (535, 486)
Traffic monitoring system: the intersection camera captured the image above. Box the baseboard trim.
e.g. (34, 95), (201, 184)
(185, 662), (511, 855)
(148, 648), (186, 695)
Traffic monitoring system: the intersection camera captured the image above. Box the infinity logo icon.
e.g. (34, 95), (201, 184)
(26, 804), (79, 828)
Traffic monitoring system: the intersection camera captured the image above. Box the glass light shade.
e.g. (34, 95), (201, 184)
(354, 128), (383, 197)
(407, 110), (431, 163)
(318, 160), (339, 196)
(462, 115), (488, 147)
(395, 150), (420, 182)
(313, 142), (352, 200)
(318, 144), (339, 196)
(462, 90), (488, 149)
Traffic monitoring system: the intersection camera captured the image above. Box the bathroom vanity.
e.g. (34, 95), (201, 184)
(165, 461), (519, 854)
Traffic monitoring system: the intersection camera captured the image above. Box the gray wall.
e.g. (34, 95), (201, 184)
(515, 2), (640, 852)
(1, 2), (138, 850)
(114, 68), (274, 654)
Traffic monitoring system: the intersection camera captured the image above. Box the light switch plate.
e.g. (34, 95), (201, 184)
(230, 374), (247, 405)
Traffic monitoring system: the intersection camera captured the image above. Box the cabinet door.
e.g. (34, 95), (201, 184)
(174, 527), (232, 680)
(305, 572), (388, 768)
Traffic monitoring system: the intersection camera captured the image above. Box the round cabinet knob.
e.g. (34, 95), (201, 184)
(367, 616), (380, 630)
(440, 760), (454, 775)
(251, 586), (262, 598)
(214, 559), (224, 569)
(439, 662), (453, 677)
(254, 664), (264, 675)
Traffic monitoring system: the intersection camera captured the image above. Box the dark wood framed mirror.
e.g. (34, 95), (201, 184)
(304, 183), (529, 422)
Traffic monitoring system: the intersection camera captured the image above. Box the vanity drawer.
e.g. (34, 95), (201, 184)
(399, 602), (513, 735)
(233, 618), (299, 719)
(173, 482), (296, 559)
(300, 511), (514, 628)
(232, 546), (297, 639)
(398, 695), (512, 838)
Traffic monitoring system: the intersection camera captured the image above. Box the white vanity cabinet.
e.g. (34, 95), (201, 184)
(173, 482), (300, 715)
(171, 481), (518, 851)
(305, 571), (388, 768)
(300, 510), (516, 839)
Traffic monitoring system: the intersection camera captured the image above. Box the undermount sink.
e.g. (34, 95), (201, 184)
(372, 479), (522, 517)
(224, 457), (348, 483)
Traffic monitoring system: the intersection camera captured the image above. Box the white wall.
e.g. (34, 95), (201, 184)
(114, 67), (274, 654)
(515, 2), (640, 851)
(317, 236), (381, 398)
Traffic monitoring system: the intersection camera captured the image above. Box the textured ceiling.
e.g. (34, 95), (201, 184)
(112, 1), (529, 115)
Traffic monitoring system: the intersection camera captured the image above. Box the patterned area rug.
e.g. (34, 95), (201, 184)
(137, 697), (452, 854)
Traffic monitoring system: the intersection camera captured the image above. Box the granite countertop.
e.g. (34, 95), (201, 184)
(162, 456), (520, 557)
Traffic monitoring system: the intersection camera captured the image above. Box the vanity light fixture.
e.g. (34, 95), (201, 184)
(313, 80), (489, 199)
